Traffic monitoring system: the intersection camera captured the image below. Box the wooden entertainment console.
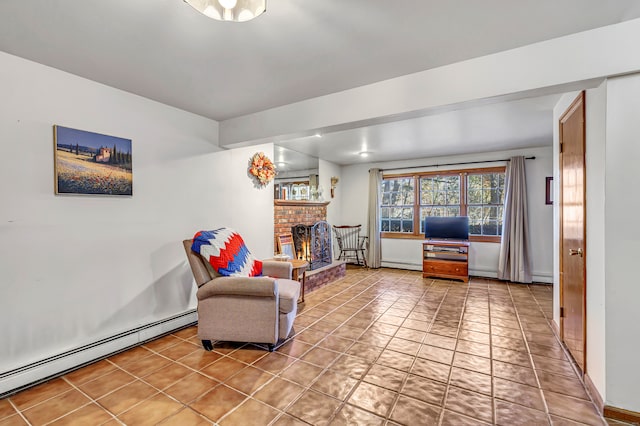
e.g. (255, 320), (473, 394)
(422, 239), (470, 282)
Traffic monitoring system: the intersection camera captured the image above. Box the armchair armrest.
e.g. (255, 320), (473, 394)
(262, 261), (293, 279)
(197, 276), (277, 300)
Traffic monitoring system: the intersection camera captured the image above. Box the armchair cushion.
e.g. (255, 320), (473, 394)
(197, 277), (276, 300)
(196, 276), (299, 314)
(192, 228), (262, 277)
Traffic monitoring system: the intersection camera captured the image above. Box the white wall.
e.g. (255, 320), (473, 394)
(341, 146), (553, 281)
(553, 78), (640, 413)
(585, 82), (607, 402)
(319, 159), (342, 228)
(227, 143), (275, 259)
(603, 73), (640, 412)
(0, 51), (274, 380)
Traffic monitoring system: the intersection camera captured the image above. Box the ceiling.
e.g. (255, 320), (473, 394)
(2, 0), (640, 168)
(275, 94), (564, 168)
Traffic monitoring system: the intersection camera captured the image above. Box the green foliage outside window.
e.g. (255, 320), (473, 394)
(380, 169), (505, 238)
(419, 175), (461, 232)
(381, 178), (415, 233)
(466, 173), (505, 236)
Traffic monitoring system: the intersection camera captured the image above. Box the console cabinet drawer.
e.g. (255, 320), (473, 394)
(423, 260), (467, 276)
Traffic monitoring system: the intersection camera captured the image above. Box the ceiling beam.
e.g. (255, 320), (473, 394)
(219, 18), (640, 148)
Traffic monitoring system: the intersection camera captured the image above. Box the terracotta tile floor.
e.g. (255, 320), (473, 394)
(0, 268), (625, 425)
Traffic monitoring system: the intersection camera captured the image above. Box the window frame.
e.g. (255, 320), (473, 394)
(380, 176), (416, 234)
(380, 166), (506, 243)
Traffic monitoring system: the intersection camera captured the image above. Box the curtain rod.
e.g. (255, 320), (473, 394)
(376, 156), (535, 173)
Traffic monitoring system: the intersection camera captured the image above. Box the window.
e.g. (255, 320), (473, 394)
(380, 167), (506, 242)
(381, 177), (414, 233)
(466, 172), (505, 237)
(419, 175), (461, 231)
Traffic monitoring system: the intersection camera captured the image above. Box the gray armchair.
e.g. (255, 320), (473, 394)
(183, 240), (300, 351)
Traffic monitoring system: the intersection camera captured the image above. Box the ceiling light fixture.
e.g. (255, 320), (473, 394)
(359, 151), (370, 158)
(184, 0), (266, 22)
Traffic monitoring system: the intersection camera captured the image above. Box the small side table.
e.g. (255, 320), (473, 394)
(288, 259), (309, 303)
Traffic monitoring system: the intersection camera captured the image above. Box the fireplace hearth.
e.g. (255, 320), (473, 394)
(292, 221), (332, 270)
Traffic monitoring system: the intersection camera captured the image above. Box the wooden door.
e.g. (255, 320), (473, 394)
(559, 91), (587, 373)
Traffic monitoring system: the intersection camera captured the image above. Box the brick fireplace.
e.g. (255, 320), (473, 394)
(274, 200), (328, 241)
(274, 200), (346, 295)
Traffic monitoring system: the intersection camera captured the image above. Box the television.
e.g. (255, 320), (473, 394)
(424, 216), (469, 241)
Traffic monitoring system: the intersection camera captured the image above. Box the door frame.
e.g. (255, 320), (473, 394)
(558, 90), (587, 373)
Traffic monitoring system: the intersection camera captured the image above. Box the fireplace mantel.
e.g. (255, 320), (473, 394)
(274, 200), (330, 207)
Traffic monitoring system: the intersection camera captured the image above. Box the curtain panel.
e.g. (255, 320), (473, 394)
(367, 168), (382, 268)
(497, 156), (532, 283)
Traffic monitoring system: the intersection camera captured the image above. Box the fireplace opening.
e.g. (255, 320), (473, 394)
(292, 221), (332, 270)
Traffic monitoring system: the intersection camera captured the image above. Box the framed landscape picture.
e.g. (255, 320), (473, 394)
(53, 125), (133, 196)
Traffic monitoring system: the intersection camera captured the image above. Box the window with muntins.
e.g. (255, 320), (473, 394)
(466, 172), (505, 237)
(381, 177), (415, 233)
(419, 174), (461, 233)
(380, 167), (506, 242)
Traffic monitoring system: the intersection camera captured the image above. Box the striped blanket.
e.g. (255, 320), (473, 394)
(192, 228), (262, 277)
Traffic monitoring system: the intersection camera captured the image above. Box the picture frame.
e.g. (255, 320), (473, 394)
(545, 176), (553, 205)
(277, 233), (294, 259)
(54, 125), (133, 196)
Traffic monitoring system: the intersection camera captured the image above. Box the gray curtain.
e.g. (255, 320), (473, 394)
(367, 168), (382, 268)
(498, 156), (532, 283)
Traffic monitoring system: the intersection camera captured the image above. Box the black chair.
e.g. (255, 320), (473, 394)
(333, 225), (368, 267)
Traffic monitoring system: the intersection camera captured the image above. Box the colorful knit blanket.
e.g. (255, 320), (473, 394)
(192, 228), (262, 277)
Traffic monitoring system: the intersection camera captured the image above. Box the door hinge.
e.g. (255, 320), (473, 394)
(559, 142), (563, 153)
(560, 307), (564, 318)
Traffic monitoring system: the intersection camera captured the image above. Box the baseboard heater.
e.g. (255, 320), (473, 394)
(0, 309), (197, 398)
(381, 260), (422, 270)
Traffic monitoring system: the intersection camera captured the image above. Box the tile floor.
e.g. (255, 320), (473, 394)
(0, 268), (625, 425)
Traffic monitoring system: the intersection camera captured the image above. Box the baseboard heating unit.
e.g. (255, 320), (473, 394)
(0, 309), (197, 398)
